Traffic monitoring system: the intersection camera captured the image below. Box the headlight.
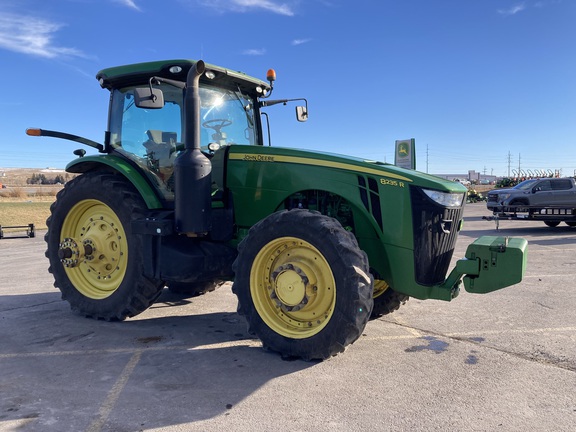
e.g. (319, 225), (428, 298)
(498, 193), (510, 201)
(423, 189), (464, 207)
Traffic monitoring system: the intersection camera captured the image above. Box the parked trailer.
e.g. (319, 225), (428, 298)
(0, 224), (35, 239)
(484, 205), (576, 229)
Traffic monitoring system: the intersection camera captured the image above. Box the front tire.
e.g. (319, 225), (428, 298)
(544, 221), (560, 227)
(508, 200), (528, 213)
(371, 279), (408, 319)
(232, 209), (373, 361)
(45, 172), (164, 320)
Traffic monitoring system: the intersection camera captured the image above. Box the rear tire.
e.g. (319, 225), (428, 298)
(45, 172), (164, 321)
(544, 221), (560, 227)
(232, 209), (373, 360)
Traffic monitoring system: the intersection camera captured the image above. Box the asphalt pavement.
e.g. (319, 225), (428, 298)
(0, 203), (575, 431)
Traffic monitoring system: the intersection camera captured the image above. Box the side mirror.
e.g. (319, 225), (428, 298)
(134, 87), (165, 109)
(296, 106), (308, 122)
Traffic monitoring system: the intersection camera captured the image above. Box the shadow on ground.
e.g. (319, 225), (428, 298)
(0, 290), (315, 430)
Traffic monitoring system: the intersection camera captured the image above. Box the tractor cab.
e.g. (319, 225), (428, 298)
(102, 64), (263, 198)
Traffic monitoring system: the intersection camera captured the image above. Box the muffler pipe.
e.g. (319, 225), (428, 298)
(174, 60), (212, 234)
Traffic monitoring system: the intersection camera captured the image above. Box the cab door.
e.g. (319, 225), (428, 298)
(531, 179), (575, 206)
(550, 179), (576, 205)
(530, 180), (553, 206)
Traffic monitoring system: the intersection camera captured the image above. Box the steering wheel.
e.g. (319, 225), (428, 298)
(202, 119), (232, 132)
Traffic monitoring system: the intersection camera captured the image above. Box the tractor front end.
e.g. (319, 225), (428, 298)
(223, 145), (527, 306)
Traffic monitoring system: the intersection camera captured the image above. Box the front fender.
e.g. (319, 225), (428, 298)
(66, 155), (163, 209)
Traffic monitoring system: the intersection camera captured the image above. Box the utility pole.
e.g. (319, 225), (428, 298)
(518, 153), (521, 176)
(507, 151), (512, 177)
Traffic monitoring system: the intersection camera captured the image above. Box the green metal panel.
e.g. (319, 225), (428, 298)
(462, 236), (528, 293)
(66, 155), (163, 209)
(225, 145), (470, 300)
(227, 146), (388, 225)
(226, 145), (465, 221)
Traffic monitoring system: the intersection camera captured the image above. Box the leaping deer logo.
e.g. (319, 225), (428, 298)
(398, 143), (409, 157)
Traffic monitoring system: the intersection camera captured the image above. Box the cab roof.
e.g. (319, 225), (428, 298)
(96, 59), (270, 93)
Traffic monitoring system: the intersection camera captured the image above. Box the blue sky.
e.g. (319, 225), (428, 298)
(0, 0), (574, 177)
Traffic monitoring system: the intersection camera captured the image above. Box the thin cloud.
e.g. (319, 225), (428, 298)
(199, 0), (295, 16)
(242, 48), (267, 56)
(534, 0), (563, 7)
(0, 12), (87, 59)
(292, 38), (311, 46)
(112, 0), (142, 11)
(498, 3), (526, 15)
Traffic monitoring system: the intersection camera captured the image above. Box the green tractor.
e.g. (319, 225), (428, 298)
(27, 59), (527, 360)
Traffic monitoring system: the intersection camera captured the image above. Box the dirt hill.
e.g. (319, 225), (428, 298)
(0, 168), (68, 187)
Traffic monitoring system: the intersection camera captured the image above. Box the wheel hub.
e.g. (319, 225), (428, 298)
(58, 238), (81, 268)
(250, 236), (336, 339)
(58, 238), (98, 268)
(60, 200), (128, 299)
(270, 264), (310, 312)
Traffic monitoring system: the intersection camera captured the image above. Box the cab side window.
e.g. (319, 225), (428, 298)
(552, 179), (572, 190)
(535, 181), (551, 191)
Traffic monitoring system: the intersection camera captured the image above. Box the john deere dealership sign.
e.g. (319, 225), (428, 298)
(395, 139), (415, 170)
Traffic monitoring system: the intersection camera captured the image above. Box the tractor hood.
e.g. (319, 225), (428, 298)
(227, 145), (467, 195)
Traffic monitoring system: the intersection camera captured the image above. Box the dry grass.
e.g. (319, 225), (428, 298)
(0, 187), (60, 199)
(0, 201), (53, 232)
(0, 170), (59, 232)
(0, 188), (28, 199)
(0, 169), (62, 234)
(0, 170), (66, 233)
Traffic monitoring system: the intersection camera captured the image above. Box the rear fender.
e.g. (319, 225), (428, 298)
(66, 155), (163, 209)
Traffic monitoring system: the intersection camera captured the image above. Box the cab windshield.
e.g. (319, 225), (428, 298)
(108, 82), (257, 198)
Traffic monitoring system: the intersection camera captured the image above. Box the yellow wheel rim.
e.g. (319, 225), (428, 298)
(373, 279), (390, 299)
(250, 237), (336, 339)
(60, 199), (128, 299)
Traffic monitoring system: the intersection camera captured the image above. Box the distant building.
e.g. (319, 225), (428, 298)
(433, 170), (497, 185)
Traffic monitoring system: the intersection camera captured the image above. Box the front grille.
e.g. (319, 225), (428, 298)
(410, 187), (464, 286)
(487, 194), (498, 202)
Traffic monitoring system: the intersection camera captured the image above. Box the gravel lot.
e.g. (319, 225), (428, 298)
(0, 202), (574, 431)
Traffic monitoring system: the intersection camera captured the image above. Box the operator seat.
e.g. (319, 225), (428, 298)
(143, 130), (177, 181)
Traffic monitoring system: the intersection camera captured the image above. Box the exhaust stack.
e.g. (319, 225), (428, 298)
(174, 60), (212, 234)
